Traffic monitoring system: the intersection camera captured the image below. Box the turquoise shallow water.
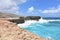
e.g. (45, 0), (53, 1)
(23, 19), (60, 40)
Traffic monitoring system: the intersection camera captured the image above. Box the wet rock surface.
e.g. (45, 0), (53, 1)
(0, 20), (48, 40)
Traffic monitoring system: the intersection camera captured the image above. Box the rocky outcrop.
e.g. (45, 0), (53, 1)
(9, 17), (25, 24)
(8, 16), (41, 24)
(0, 12), (41, 24)
(0, 20), (48, 40)
(25, 16), (41, 20)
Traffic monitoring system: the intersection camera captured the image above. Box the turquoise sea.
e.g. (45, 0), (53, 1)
(18, 18), (60, 40)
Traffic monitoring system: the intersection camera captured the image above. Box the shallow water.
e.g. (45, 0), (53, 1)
(18, 18), (60, 40)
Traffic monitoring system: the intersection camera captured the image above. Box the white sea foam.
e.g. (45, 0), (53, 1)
(48, 36), (52, 40)
(18, 17), (60, 28)
(39, 17), (60, 23)
(47, 20), (60, 21)
(18, 20), (37, 28)
(48, 36), (54, 40)
(39, 18), (48, 23)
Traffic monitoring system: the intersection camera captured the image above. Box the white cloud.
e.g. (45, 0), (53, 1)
(0, 0), (27, 14)
(28, 6), (34, 13)
(39, 5), (60, 13)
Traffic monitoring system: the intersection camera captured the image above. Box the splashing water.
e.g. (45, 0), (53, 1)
(18, 17), (60, 28)
(18, 17), (60, 40)
(18, 18), (48, 28)
(39, 17), (48, 23)
(18, 20), (37, 28)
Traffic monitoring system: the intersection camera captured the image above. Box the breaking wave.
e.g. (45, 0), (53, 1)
(18, 20), (37, 28)
(18, 17), (60, 28)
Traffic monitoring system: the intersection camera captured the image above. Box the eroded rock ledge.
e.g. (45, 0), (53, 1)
(8, 16), (41, 24)
(0, 20), (48, 40)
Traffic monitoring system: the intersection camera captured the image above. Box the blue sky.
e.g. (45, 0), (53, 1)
(18, 0), (60, 17)
(0, 0), (60, 17)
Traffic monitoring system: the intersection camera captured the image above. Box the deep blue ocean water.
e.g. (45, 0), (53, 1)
(18, 18), (60, 40)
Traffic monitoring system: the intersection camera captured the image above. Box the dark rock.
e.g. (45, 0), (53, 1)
(9, 17), (25, 24)
(25, 16), (41, 20)
(0, 12), (41, 24)
(8, 16), (41, 24)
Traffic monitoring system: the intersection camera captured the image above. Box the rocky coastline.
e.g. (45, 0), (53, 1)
(0, 13), (49, 40)
(0, 19), (49, 40)
(8, 16), (41, 24)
